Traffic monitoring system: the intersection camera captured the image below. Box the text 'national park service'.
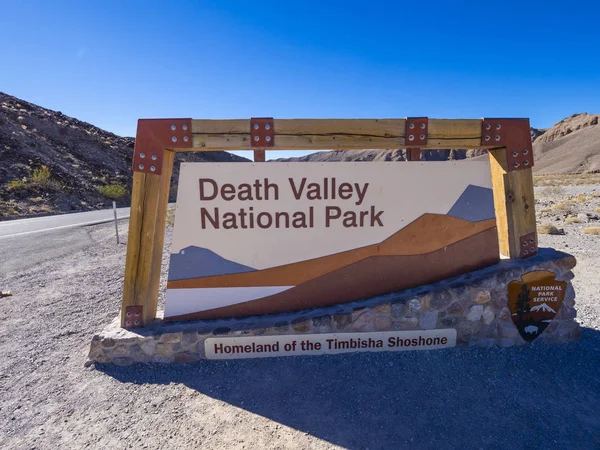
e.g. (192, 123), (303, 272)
(197, 177), (384, 230)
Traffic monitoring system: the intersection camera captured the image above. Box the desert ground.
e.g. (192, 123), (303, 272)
(0, 177), (599, 449)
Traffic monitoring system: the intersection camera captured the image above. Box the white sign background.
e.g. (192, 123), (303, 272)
(172, 161), (492, 270)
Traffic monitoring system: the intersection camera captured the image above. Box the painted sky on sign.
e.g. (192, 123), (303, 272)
(1, 1), (599, 160)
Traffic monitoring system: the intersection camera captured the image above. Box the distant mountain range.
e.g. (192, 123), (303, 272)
(276, 113), (600, 175)
(1, 90), (597, 220)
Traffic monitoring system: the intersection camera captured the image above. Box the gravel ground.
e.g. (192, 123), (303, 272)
(0, 186), (599, 449)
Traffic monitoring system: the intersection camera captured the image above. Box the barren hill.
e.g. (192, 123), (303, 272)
(532, 113), (600, 174)
(0, 92), (248, 219)
(277, 115), (599, 175)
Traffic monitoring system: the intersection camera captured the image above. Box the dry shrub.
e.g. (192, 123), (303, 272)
(583, 227), (600, 235)
(31, 165), (52, 187)
(565, 217), (582, 224)
(551, 201), (574, 213)
(542, 186), (564, 196)
(538, 223), (563, 235)
(99, 183), (128, 200)
(595, 207), (600, 213)
(573, 194), (589, 203)
(166, 206), (176, 227)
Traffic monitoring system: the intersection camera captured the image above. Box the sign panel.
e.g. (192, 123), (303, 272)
(166, 162), (498, 320)
(205, 329), (457, 360)
(508, 271), (567, 342)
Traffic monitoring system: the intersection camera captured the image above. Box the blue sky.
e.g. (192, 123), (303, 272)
(1, 0), (599, 159)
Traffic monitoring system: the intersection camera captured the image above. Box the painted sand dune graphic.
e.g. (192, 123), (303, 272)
(168, 214), (496, 289)
(166, 214), (499, 321)
(167, 226), (499, 321)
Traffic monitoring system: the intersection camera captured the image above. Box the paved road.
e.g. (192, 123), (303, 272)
(0, 207), (130, 239)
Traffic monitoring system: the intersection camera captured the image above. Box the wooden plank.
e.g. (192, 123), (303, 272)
(121, 152), (175, 326)
(144, 150), (175, 324)
(188, 118), (487, 151)
(488, 148), (537, 258)
(121, 170), (146, 326)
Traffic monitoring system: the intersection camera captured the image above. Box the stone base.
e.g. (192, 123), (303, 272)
(89, 249), (579, 365)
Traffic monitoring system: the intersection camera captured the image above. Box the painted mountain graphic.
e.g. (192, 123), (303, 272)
(168, 246), (256, 281)
(447, 185), (495, 222)
(530, 303), (556, 313)
(166, 214), (499, 321)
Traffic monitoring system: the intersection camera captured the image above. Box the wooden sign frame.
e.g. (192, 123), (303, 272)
(122, 118), (536, 327)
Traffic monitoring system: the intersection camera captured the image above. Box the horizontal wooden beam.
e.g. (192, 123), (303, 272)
(180, 118), (491, 151)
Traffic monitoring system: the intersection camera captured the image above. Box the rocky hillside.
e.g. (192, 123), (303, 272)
(532, 113), (600, 174)
(0, 92), (248, 219)
(276, 115), (599, 174)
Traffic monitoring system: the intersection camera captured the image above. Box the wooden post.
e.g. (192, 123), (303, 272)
(488, 148), (537, 258)
(254, 149), (266, 162)
(406, 148), (421, 161)
(121, 151), (174, 326)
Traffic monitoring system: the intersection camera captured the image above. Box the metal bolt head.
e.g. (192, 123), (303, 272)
(170, 124), (176, 131)
(125, 321), (131, 327)
(183, 136), (189, 142)
(150, 165), (156, 172)
(265, 136), (271, 142)
(408, 134), (415, 141)
(523, 241), (527, 247)
(495, 135), (501, 141)
(265, 124), (271, 130)
(524, 160), (530, 166)
(134, 320), (140, 326)
(171, 136), (177, 143)
(253, 123), (259, 130)
(496, 124), (501, 130)
(253, 135), (260, 142)
(523, 250), (529, 255)
(126, 311), (132, 317)
(523, 149), (529, 155)
(182, 124), (188, 131)
(151, 154), (157, 160)
(420, 123), (426, 129)
(138, 164), (144, 170)
(485, 135), (491, 141)
(485, 124), (491, 130)
(514, 162), (520, 168)
(529, 238), (535, 244)
(419, 134), (425, 140)
(135, 311), (140, 317)
(513, 151), (519, 157)
(140, 152), (145, 158)
(409, 123), (415, 129)
(530, 246), (535, 252)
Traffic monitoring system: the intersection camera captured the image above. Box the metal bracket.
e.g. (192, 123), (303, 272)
(481, 118), (533, 172)
(251, 117), (274, 147)
(132, 118), (192, 175)
(405, 117), (428, 146)
(124, 306), (143, 329)
(520, 232), (538, 258)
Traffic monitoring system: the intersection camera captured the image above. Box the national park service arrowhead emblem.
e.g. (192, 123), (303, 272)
(508, 271), (566, 342)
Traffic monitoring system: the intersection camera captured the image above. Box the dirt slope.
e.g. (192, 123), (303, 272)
(0, 92), (248, 219)
(532, 114), (600, 174)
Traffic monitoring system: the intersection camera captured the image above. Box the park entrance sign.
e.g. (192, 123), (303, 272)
(86, 117), (580, 365)
(165, 161), (498, 320)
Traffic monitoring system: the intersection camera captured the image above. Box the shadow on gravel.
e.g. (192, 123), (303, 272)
(99, 327), (600, 449)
